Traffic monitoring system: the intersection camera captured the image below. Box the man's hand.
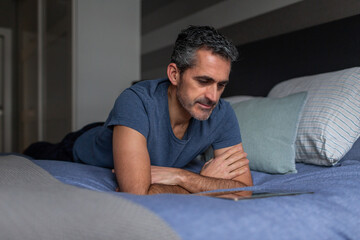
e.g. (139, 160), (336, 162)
(200, 145), (249, 180)
(112, 167), (189, 194)
(151, 166), (180, 185)
(113, 124), (252, 194)
(149, 144), (253, 193)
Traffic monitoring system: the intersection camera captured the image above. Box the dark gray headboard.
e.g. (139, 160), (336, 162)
(224, 14), (360, 97)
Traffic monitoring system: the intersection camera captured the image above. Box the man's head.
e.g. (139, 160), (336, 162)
(170, 25), (238, 75)
(168, 26), (238, 121)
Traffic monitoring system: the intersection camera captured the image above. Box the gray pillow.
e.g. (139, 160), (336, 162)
(0, 155), (180, 240)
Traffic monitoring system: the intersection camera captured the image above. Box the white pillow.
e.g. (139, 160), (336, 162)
(268, 67), (360, 166)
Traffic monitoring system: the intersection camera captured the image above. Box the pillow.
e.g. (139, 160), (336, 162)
(340, 137), (360, 161)
(227, 92), (307, 174)
(223, 95), (254, 104)
(268, 67), (360, 166)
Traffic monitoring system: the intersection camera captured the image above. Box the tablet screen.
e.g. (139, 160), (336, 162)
(196, 190), (313, 201)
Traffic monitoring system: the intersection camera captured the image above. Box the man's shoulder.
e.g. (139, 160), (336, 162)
(112, 78), (170, 115)
(116, 78), (169, 105)
(130, 78), (170, 96)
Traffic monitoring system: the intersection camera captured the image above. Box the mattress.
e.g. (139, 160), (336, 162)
(33, 156), (360, 240)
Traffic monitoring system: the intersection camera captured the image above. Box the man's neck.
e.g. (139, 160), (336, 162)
(167, 85), (191, 139)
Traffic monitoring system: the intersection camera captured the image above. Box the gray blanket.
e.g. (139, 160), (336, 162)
(0, 155), (180, 240)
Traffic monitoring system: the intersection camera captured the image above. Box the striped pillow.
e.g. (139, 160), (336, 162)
(268, 67), (360, 166)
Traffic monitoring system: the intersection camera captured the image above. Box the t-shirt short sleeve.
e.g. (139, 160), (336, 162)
(106, 89), (150, 138)
(211, 101), (242, 150)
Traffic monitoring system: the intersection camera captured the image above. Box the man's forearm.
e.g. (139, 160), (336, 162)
(148, 184), (190, 195)
(177, 169), (248, 193)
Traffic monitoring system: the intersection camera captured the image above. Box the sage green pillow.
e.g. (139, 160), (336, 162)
(231, 92), (307, 174)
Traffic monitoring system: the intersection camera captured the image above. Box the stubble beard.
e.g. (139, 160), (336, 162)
(176, 81), (217, 121)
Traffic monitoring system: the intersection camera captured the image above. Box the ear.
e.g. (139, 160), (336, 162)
(167, 63), (180, 86)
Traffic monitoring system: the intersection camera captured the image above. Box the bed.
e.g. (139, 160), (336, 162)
(1, 14), (360, 240)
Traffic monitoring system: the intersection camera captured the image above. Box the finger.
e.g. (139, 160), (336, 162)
(217, 146), (243, 160)
(206, 158), (214, 164)
(115, 187), (120, 192)
(112, 169), (115, 174)
(225, 152), (248, 164)
(229, 165), (248, 178)
(228, 158), (249, 172)
(202, 158), (214, 169)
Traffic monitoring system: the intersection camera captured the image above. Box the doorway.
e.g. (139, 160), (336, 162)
(18, 0), (72, 151)
(0, 28), (13, 152)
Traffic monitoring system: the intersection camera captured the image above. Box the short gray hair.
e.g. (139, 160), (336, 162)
(170, 25), (238, 74)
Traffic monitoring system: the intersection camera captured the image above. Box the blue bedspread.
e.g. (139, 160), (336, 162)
(34, 159), (360, 240)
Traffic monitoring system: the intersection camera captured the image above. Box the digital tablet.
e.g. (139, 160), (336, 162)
(196, 190), (314, 201)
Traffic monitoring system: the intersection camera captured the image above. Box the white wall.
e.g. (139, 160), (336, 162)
(73, 0), (140, 130)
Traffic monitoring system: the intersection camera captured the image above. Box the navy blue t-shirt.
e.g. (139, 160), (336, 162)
(73, 78), (242, 168)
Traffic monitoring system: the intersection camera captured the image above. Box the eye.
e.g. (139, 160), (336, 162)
(197, 79), (210, 85)
(218, 82), (228, 89)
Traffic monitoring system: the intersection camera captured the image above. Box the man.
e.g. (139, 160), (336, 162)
(26, 26), (253, 194)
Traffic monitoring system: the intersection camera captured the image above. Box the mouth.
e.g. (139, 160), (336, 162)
(197, 102), (215, 110)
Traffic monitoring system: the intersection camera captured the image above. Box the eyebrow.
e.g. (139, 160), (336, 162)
(194, 76), (229, 85)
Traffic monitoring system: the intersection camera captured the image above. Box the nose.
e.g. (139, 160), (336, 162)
(205, 84), (218, 103)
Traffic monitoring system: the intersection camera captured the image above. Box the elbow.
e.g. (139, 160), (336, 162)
(246, 179), (254, 187)
(233, 168), (253, 187)
(243, 172), (253, 187)
(242, 166), (253, 187)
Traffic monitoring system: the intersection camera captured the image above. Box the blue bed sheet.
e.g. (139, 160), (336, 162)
(34, 159), (360, 240)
